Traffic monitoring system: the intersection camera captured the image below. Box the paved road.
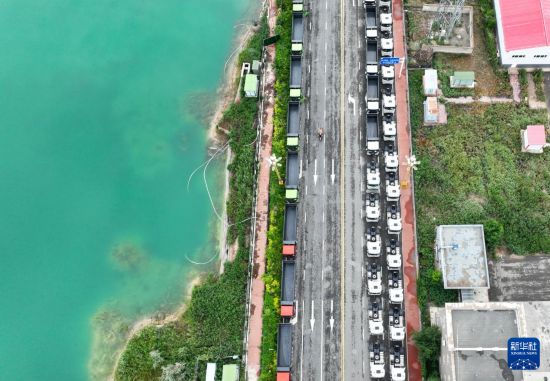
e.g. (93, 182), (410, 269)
(292, 0), (373, 379)
(341, 0), (372, 379)
(291, 0), (343, 380)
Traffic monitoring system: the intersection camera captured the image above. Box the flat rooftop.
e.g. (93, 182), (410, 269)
(451, 309), (518, 349)
(436, 225), (489, 289)
(432, 302), (550, 381)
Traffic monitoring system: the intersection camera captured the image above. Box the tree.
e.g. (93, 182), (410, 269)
(413, 325), (442, 378)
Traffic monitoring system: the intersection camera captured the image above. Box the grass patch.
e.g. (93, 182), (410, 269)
(413, 101), (550, 326)
(519, 68), (529, 102)
(433, 56), (474, 98)
(259, 1), (292, 379)
(114, 16), (269, 381)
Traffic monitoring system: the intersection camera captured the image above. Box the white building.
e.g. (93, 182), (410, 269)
(493, 0), (550, 69)
(423, 69), (438, 96)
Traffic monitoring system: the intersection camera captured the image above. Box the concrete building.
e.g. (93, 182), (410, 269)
(521, 125), (548, 153)
(244, 74), (259, 98)
(450, 71), (475, 88)
(251, 60), (261, 75)
(423, 69), (438, 96)
(423, 96), (447, 126)
(493, 0), (550, 69)
(435, 225), (490, 301)
(431, 302), (550, 381)
(206, 363), (217, 381)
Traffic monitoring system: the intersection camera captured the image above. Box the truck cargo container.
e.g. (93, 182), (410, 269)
(365, 5), (378, 38)
(291, 12), (304, 55)
(289, 56), (302, 98)
(280, 259), (296, 317)
(282, 203), (298, 256)
(366, 40), (379, 75)
(285, 151), (299, 200)
(366, 76), (380, 112)
(277, 323), (293, 380)
(286, 102), (300, 149)
(366, 114), (380, 155)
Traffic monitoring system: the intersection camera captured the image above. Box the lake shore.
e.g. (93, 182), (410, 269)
(108, 5), (263, 380)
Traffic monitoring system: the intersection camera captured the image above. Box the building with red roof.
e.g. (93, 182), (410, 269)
(521, 125), (548, 153)
(493, 0), (550, 68)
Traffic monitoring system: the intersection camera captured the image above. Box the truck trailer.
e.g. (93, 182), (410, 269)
(366, 40), (379, 75)
(365, 5), (378, 38)
(289, 56), (302, 98)
(282, 203), (298, 256)
(277, 323), (293, 380)
(285, 151), (299, 201)
(366, 76), (380, 112)
(366, 114), (380, 155)
(280, 259), (296, 317)
(291, 12), (304, 55)
(286, 102), (300, 149)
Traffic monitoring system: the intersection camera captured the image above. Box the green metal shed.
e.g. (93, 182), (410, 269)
(221, 364), (239, 381)
(450, 71), (475, 88)
(244, 74), (259, 97)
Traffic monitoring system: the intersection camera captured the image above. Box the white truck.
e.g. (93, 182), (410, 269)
(388, 269), (404, 303)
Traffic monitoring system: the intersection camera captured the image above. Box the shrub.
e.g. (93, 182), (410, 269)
(483, 218), (504, 254)
(413, 325), (442, 378)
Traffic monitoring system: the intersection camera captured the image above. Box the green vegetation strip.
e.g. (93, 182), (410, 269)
(115, 17), (268, 381)
(409, 70), (550, 378)
(259, 0), (292, 379)
(533, 69), (546, 102)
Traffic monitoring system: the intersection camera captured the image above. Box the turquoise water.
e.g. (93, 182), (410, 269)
(0, 1), (254, 379)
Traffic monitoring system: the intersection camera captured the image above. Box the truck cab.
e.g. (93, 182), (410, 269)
(389, 304), (405, 341)
(366, 159), (381, 190)
(383, 119), (396, 141)
(367, 263), (382, 295)
(382, 94), (396, 116)
(366, 192), (380, 222)
(386, 171), (400, 201)
(368, 299), (384, 335)
(388, 269), (404, 303)
(381, 65), (395, 85)
(381, 37), (394, 57)
(384, 152), (399, 173)
(386, 237), (402, 270)
(390, 343), (406, 381)
(380, 8), (393, 33)
(369, 341), (386, 379)
(366, 226), (381, 257)
(387, 202), (402, 233)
